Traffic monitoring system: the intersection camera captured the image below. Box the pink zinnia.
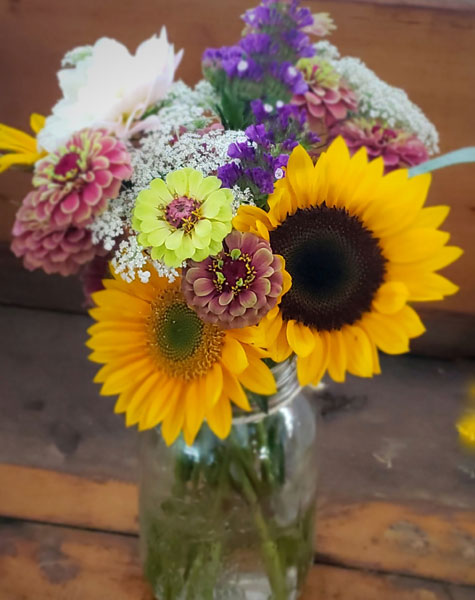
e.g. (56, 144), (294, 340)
(11, 221), (96, 276)
(330, 118), (429, 173)
(293, 58), (357, 131)
(182, 231), (285, 329)
(16, 128), (132, 231)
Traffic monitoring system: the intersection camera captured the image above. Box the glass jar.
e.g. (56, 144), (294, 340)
(139, 360), (319, 600)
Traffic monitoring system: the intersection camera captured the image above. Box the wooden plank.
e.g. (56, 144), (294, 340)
(1, 464), (475, 586)
(1, 304), (475, 583)
(0, 520), (472, 600)
(0, 464), (138, 534)
(0, 0), (474, 316)
(316, 501), (475, 586)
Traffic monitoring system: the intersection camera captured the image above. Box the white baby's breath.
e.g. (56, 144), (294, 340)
(89, 81), (247, 282)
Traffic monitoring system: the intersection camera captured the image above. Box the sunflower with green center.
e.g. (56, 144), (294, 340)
(132, 167), (233, 268)
(234, 137), (462, 386)
(86, 267), (276, 446)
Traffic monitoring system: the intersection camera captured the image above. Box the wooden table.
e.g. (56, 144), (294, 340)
(0, 252), (474, 599)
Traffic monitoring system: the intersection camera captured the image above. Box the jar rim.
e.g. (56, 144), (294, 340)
(232, 358), (301, 425)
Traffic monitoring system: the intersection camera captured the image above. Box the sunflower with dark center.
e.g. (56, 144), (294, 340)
(182, 230), (291, 328)
(87, 268), (276, 446)
(234, 137), (462, 386)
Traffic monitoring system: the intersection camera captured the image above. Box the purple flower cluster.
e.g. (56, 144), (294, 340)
(203, 0), (315, 103)
(242, 0), (314, 31)
(218, 99), (319, 204)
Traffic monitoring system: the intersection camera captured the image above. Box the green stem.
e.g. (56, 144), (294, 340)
(256, 421), (275, 486)
(230, 435), (287, 600)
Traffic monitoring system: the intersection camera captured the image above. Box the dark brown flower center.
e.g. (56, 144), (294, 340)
(269, 203), (386, 331)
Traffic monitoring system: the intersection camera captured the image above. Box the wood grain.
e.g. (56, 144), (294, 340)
(2, 463), (475, 586)
(0, 0), (474, 316)
(0, 520), (472, 600)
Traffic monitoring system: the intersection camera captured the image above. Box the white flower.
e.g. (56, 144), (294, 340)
(38, 28), (183, 151)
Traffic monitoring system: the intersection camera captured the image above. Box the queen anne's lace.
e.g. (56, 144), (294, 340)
(88, 81), (244, 282)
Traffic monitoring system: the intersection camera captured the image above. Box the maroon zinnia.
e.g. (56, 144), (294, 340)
(330, 118), (429, 173)
(182, 231), (286, 328)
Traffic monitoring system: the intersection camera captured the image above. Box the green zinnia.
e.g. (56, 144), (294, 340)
(132, 168), (233, 267)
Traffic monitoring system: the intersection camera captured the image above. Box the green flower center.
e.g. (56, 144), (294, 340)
(155, 301), (204, 362)
(148, 289), (225, 380)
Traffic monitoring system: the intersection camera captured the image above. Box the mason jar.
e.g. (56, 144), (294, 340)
(139, 360), (319, 600)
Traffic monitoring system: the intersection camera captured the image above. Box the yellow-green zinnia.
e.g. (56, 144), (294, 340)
(133, 168), (233, 267)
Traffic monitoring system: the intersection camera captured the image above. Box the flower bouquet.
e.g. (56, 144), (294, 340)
(2, 1), (467, 598)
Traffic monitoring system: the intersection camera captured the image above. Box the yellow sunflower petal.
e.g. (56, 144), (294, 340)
(324, 136), (352, 208)
(360, 312), (410, 355)
(239, 350), (277, 395)
(342, 325), (373, 378)
(100, 357), (153, 396)
(362, 173), (430, 239)
(372, 281), (410, 315)
(221, 336), (249, 374)
(161, 396), (186, 446)
(233, 205), (274, 236)
(296, 331), (327, 386)
(222, 367), (251, 411)
(184, 378), (207, 445)
(126, 373), (164, 427)
(204, 362), (223, 410)
(413, 205), (450, 229)
(274, 144), (314, 213)
(207, 395), (232, 440)
(324, 330), (347, 383)
(383, 228), (450, 264)
(391, 305), (426, 339)
(269, 320), (293, 362)
(142, 377), (183, 430)
(286, 320), (316, 357)
(91, 289), (151, 316)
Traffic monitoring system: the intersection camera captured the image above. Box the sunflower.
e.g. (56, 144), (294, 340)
(87, 267), (276, 446)
(0, 113), (46, 173)
(234, 137), (462, 386)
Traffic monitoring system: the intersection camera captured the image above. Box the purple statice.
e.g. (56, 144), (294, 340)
(203, 0), (316, 128)
(270, 61), (308, 95)
(218, 98), (319, 207)
(242, 0), (313, 30)
(238, 33), (277, 56)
